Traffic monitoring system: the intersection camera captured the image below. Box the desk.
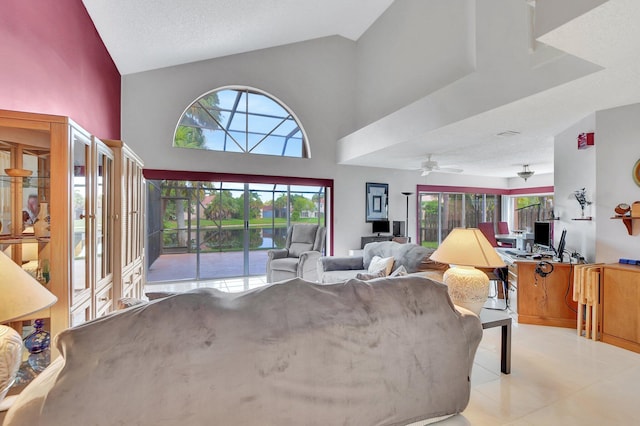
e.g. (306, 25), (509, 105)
(516, 260), (577, 328)
(480, 308), (512, 374)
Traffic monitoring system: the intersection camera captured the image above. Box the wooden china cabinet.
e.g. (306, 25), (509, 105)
(0, 110), (145, 349)
(104, 139), (145, 302)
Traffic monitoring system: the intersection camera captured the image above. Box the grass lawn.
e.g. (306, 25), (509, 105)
(163, 217), (319, 229)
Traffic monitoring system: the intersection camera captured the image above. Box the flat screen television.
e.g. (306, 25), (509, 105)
(556, 228), (567, 262)
(372, 220), (390, 236)
(533, 221), (552, 249)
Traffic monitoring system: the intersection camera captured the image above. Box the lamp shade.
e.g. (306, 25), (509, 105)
(0, 251), (57, 323)
(430, 228), (505, 268)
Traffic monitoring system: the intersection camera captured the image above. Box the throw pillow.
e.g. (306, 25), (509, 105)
(368, 255), (395, 276)
(356, 269), (386, 281)
(389, 265), (408, 277)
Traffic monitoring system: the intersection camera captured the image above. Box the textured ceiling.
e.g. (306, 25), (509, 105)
(82, 0), (394, 75)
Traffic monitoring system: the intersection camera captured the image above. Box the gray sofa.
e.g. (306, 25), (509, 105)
(4, 276), (482, 426)
(317, 241), (447, 283)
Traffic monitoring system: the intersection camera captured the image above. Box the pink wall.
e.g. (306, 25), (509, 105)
(0, 0), (121, 139)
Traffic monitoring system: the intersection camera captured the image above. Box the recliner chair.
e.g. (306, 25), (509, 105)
(266, 224), (326, 283)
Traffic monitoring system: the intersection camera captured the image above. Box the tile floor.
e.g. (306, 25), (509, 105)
(144, 279), (640, 425)
(146, 275), (268, 294)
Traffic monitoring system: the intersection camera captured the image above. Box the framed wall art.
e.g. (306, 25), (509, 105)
(365, 182), (388, 222)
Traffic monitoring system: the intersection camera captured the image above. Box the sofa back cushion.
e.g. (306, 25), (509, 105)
(363, 241), (431, 273)
(6, 277), (482, 426)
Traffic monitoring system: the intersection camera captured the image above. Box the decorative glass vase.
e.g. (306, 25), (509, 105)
(33, 202), (50, 238)
(23, 319), (51, 354)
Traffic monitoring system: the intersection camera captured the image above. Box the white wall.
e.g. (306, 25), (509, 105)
(594, 103), (640, 263)
(331, 166), (511, 255)
(554, 114), (596, 261)
(355, 0), (475, 127)
(552, 103), (640, 264)
(122, 36), (356, 179)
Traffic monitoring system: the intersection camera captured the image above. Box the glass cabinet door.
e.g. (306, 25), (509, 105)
(0, 146), (11, 236)
(95, 145), (113, 285)
(71, 129), (91, 306)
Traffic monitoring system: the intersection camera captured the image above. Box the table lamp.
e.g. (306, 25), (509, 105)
(0, 251), (57, 410)
(430, 228), (505, 315)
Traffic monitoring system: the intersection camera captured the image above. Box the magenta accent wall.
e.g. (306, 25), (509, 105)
(0, 0), (121, 139)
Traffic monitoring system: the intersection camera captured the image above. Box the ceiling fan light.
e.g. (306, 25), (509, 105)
(517, 164), (535, 181)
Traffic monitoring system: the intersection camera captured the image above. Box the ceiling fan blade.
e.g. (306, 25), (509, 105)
(438, 167), (463, 173)
(419, 154), (462, 175)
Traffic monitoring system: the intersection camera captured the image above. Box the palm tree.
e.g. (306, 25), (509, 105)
(169, 93), (222, 247)
(174, 125), (204, 148)
(174, 92), (221, 149)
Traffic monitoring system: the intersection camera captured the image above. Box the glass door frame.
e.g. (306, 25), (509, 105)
(417, 184), (554, 247)
(146, 170), (333, 283)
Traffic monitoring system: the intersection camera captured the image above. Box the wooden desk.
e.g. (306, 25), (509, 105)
(516, 261), (577, 328)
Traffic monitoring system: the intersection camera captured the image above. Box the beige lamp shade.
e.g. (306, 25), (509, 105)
(430, 227), (505, 268)
(0, 251), (57, 323)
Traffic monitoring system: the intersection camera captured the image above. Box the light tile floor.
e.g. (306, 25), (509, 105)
(146, 275), (268, 294)
(144, 279), (640, 425)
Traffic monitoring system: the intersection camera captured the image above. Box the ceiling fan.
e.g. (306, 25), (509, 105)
(420, 154), (463, 176)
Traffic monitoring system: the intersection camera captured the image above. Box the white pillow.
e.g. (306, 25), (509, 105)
(368, 256), (395, 276)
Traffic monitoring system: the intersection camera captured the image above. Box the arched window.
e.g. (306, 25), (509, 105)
(174, 87), (309, 158)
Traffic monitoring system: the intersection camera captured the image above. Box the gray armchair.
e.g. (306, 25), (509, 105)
(266, 224), (326, 283)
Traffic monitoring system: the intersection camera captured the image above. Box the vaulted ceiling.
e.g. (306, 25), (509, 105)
(83, 0), (640, 179)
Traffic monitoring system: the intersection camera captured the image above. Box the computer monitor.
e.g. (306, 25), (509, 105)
(533, 221), (552, 249)
(556, 228), (567, 262)
(372, 220), (390, 236)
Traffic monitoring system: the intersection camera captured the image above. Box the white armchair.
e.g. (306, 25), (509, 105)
(266, 224), (326, 283)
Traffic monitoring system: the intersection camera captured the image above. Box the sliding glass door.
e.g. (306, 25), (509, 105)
(147, 179), (328, 283)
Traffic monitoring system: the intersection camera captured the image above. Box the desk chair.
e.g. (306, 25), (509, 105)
(478, 222), (513, 248)
(497, 221), (510, 235)
(478, 222), (499, 246)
